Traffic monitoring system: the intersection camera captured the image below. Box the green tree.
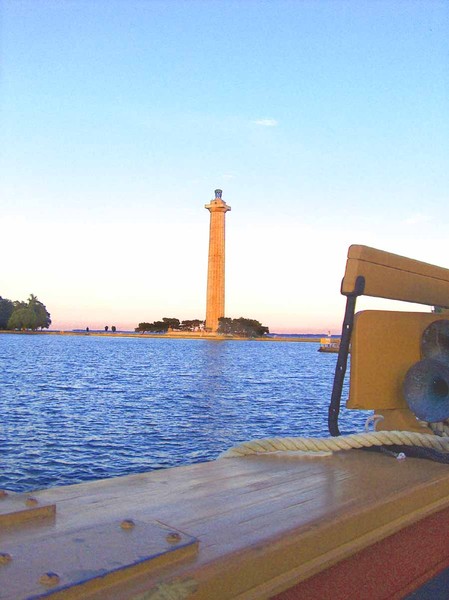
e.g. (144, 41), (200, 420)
(217, 317), (233, 334)
(0, 297), (14, 329)
(135, 322), (152, 333)
(13, 300), (27, 311)
(218, 317), (269, 337)
(151, 320), (170, 332)
(135, 317), (206, 334)
(180, 319), (204, 331)
(136, 317), (180, 332)
(27, 294), (51, 329)
(6, 294), (51, 330)
(162, 317), (180, 330)
(8, 308), (38, 330)
(135, 321), (169, 333)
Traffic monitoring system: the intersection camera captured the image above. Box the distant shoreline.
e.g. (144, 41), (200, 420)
(0, 329), (333, 343)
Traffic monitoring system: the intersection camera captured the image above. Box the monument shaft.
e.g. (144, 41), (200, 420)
(205, 190), (231, 332)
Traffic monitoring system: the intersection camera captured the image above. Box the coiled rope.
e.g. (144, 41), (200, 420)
(221, 424), (449, 460)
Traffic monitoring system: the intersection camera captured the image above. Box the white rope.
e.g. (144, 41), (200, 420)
(220, 430), (449, 458)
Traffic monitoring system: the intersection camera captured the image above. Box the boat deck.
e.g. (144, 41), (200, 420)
(2, 450), (449, 599)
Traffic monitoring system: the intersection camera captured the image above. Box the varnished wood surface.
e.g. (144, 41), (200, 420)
(2, 450), (449, 599)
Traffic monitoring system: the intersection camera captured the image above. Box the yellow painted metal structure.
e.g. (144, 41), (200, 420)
(349, 311), (447, 410)
(342, 244), (449, 307)
(341, 245), (449, 432)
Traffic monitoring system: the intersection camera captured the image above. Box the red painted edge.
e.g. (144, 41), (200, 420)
(272, 504), (449, 600)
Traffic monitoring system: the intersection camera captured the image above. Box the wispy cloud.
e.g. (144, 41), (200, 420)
(403, 212), (432, 225)
(221, 172), (236, 180)
(253, 118), (278, 127)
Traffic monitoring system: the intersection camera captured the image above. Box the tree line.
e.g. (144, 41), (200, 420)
(0, 294), (51, 330)
(217, 317), (269, 337)
(135, 316), (269, 337)
(136, 318), (204, 333)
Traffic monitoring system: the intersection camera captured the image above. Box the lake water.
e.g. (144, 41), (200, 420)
(0, 334), (367, 493)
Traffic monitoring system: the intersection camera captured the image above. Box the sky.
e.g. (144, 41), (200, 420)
(1, 0), (448, 333)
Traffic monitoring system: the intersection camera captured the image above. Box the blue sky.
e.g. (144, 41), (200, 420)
(1, 0), (448, 332)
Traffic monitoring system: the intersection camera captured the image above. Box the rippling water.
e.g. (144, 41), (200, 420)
(0, 334), (366, 492)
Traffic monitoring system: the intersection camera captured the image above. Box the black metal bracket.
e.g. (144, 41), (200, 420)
(328, 276), (365, 436)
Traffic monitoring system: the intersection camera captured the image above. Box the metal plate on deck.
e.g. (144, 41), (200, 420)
(0, 519), (198, 599)
(0, 493), (56, 528)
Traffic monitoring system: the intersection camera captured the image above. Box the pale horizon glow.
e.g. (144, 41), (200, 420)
(1, 1), (448, 334)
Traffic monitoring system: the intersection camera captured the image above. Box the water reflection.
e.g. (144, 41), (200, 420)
(0, 334), (367, 492)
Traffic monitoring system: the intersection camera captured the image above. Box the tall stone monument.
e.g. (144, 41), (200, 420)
(205, 189), (231, 332)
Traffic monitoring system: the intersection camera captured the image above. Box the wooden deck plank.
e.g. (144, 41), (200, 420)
(3, 451), (449, 599)
(21, 451), (449, 540)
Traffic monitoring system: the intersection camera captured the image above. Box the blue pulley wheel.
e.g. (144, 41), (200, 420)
(421, 319), (449, 361)
(403, 358), (449, 422)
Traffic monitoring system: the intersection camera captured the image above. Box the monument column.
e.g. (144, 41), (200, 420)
(205, 189), (231, 332)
